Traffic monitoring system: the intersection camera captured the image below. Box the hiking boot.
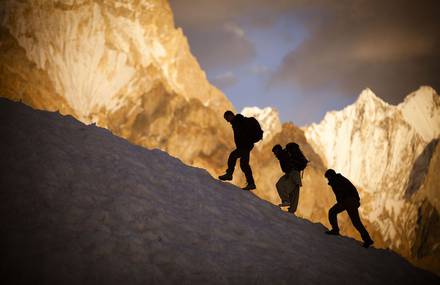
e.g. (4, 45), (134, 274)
(325, 229), (340, 236)
(362, 239), (374, 248)
(287, 207), (297, 214)
(218, 173), (233, 181)
(278, 201), (291, 207)
(242, 183), (256, 191)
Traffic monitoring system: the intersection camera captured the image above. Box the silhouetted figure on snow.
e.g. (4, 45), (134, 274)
(272, 144), (302, 214)
(218, 110), (263, 190)
(324, 169), (374, 248)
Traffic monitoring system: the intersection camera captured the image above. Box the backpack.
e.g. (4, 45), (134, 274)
(286, 142), (308, 171)
(245, 117), (264, 143)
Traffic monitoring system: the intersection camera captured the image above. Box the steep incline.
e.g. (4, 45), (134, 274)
(1, 99), (438, 285)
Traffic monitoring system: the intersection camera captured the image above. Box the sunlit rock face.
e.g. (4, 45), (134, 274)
(0, 0), (234, 170)
(304, 86), (440, 272)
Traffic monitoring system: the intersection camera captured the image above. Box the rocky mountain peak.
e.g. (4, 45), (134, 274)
(355, 88), (389, 111)
(241, 106), (282, 146)
(0, 0), (232, 122)
(398, 86), (440, 142)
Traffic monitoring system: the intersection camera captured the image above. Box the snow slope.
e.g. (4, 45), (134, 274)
(1, 99), (438, 284)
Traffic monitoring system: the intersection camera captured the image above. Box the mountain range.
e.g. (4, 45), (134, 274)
(0, 0), (438, 275)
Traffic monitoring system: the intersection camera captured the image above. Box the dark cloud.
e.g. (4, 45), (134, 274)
(169, 0), (300, 71)
(181, 21), (256, 71)
(169, 0), (300, 28)
(170, 0), (440, 104)
(271, 0), (440, 103)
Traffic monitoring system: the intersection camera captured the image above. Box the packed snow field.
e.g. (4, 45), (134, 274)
(1, 99), (438, 284)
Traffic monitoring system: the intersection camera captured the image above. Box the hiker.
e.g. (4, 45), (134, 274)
(218, 110), (262, 190)
(324, 169), (374, 248)
(272, 143), (306, 214)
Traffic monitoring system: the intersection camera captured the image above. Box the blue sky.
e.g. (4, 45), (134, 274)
(207, 16), (308, 123)
(170, 0), (440, 126)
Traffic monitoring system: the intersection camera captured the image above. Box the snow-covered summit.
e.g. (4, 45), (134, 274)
(398, 86), (440, 142)
(356, 88), (389, 108)
(1, 98), (438, 284)
(352, 86), (440, 143)
(241, 106), (282, 146)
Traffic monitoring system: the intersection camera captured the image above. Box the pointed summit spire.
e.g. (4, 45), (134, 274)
(357, 88), (380, 102)
(356, 88), (387, 108)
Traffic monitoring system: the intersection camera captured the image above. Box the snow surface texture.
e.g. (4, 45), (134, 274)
(1, 99), (438, 284)
(304, 87), (440, 257)
(241, 106), (282, 148)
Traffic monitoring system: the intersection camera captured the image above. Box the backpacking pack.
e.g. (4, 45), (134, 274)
(286, 142), (308, 171)
(245, 117), (264, 143)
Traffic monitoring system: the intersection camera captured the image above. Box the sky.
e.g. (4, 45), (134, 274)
(169, 0), (440, 126)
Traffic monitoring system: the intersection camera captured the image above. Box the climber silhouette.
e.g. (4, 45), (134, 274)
(218, 110), (260, 190)
(272, 144), (302, 214)
(324, 169), (374, 248)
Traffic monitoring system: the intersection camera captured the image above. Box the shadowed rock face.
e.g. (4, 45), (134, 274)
(103, 81), (233, 171)
(0, 27), (74, 116)
(405, 139), (438, 197)
(410, 142), (440, 271)
(1, 99), (439, 285)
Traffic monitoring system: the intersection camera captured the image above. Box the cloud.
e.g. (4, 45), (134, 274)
(271, 0), (440, 103)
(178, 21), (256, 71)
(212, 71), (238, 89)
(249, 64), (270, 75)
(223, 22), (245, 38)
(170, 0), (440, 105)
(169, 0), (300, 71)
(169, 0), (299, 28)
